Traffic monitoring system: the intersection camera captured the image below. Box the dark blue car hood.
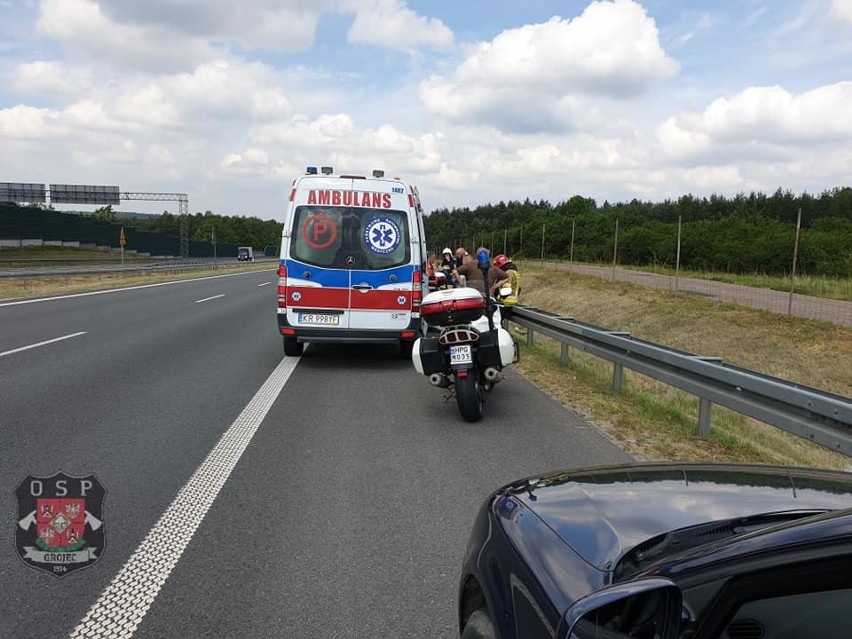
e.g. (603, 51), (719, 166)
(507, 463), (852, 571)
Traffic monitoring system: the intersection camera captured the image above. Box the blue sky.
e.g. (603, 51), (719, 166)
(1, 0), (851, 220)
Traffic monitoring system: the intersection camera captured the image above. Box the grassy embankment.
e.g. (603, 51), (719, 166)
(513, 267), (852, 470)
(0, 246), (272, 300)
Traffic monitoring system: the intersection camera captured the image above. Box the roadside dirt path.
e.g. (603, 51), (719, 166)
(539, 262), (852, 328)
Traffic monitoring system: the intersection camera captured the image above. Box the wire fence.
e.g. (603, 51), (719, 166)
(527, 262), (852, 328)
(438, 217), (851, 327)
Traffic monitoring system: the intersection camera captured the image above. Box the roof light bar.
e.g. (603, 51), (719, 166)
(321, 166), (333, 175)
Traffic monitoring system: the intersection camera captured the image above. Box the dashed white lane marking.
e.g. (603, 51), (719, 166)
(194, 293), (225, 303)
(0, 331), (87, 357)
(69, 355), (301, 639)
(257, 281), (272, 287)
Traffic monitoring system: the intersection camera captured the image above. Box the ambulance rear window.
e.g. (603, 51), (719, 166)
(291, 206), (410, 270)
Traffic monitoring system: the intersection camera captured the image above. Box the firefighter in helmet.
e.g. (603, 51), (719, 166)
(492, 254), (521, 315)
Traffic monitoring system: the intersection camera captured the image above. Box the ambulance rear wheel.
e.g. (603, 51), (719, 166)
(455, 373), (483, 422)
(283, 336), (303, 356)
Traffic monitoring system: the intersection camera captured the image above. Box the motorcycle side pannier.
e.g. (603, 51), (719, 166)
(415, 337), (445, 374)
(421, 288), (485, 327)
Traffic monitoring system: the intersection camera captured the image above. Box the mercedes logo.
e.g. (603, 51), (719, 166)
(345, 255), (356, 266)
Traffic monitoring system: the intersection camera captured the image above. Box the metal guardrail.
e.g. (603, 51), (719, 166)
(511, 306), (852, 457)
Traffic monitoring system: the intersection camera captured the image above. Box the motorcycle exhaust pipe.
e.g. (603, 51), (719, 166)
(429, 373), (451, 388)
(484, 367), (503, 383)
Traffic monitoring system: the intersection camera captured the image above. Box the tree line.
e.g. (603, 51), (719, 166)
(424, 187), (852, 277)
(88, 206), (283, 251)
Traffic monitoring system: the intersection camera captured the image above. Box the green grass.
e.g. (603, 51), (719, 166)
(513, 269), (852, 469)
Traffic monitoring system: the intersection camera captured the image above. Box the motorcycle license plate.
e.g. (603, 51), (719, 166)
(449, 344), (473, 364)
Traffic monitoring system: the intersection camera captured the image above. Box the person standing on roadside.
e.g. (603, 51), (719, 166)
(492, 254), (521, 318)
(454, 247), (470, 286)
(454, 247), (508, 298)
(426, 250), (438, 290)
(439, 247), (457, 287)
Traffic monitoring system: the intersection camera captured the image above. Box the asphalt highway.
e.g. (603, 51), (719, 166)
(0, 269), (631, 638)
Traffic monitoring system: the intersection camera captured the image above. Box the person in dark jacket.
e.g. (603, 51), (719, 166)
(439, 247), (457, 287)
(453, 247), (509, 298)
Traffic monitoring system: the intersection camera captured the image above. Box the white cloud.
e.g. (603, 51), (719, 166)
(11, 61), (96, 98)
(419, 0), (678, 132)
(221, 148), (271, 175)
(833, 0), (852, 23)
(160, 61), (293, 123)
(0, 104), (64, 138)
(36, 0), (218, 74)
(3, 58), (292, 136)
(658, 82), (852, 159)
(345, 0), (453, 51)
(215, 113), (448, 186)
(94, 0), (324, 53)
(59, 0), (451, 60)
(664, 11), (717, 49)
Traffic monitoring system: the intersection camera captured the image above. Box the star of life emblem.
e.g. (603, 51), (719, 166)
(15, 473), (106, 577)
(363, 217), (401, 255)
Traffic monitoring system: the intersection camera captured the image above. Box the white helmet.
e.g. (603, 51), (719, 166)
(442, 247), (452, 255)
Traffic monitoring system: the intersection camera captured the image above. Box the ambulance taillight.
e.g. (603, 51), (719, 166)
(412, 270), (422, 313)
(277, 264), (287, 309)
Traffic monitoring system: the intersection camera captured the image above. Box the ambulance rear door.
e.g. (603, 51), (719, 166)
(346, 193), (415, 333)
(284, 177), (417, 334)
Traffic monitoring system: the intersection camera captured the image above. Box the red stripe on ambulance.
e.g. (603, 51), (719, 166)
(350, 290), (412, 310)
(287, 286), (349, 309)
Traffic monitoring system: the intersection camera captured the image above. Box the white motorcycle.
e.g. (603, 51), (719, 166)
(412, 254), (518, 422)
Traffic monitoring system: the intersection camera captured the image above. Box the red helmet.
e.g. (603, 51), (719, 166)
(493, 254), (510, 269)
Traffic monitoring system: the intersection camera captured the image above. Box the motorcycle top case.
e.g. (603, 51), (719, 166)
(421, 288), (485, 327)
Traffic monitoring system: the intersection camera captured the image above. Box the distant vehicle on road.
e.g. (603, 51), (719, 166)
(458, 462), (852, 639)
(237, 246), (254, 262)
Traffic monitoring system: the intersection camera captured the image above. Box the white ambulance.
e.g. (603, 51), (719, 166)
(277, 166), (429, 356)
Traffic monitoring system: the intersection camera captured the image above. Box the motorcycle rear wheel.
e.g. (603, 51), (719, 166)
(455, 371), (483, 422)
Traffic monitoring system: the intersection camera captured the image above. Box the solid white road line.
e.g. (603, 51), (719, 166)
(69, 355), (300, 639)
(0, 331), (87, 357)
(194, 293), (225, 303)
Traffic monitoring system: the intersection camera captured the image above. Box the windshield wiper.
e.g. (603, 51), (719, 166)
(613, 510), (829, 581)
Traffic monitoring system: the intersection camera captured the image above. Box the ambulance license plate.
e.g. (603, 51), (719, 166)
(449, 344), (473, 364)
(299, 313), (340, 326)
